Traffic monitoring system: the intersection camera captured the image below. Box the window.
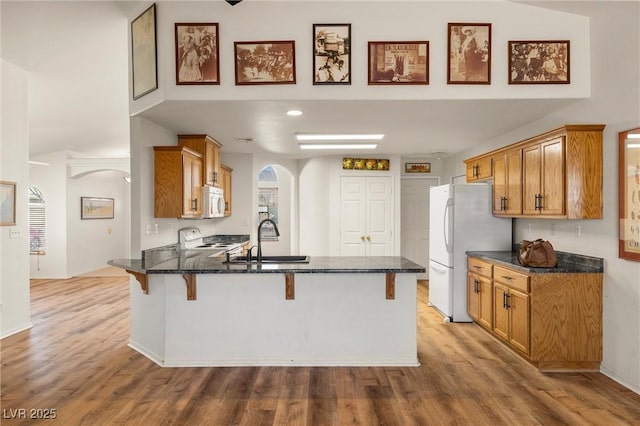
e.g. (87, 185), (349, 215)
(28, 186), (46, 254)
(258, 165), (279, 239)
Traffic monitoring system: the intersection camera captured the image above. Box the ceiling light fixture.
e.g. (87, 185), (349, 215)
(299, 143), (378, 150)
(296, 133), (384, 141)
(28, 160), (51, 166)
(286, 110), (303, 116)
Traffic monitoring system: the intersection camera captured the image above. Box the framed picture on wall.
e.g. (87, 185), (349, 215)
(234, 41), (296, 85)
(0, 181), (16, 226)
(313, 24), (351, 84)
(131, 3), (158, 99)
(175, 23), (220, 85)
(508, 40), (570, 84)
(81, 197), (114, 220)
(368, 41), (429, 85)
(619, 127), (640, 261)
(447, 23), (491, 84)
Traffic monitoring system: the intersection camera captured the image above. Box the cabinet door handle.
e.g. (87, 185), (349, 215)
(474, 279), (479, 294)
(502, 292), (508, 309)
(192, 198), (198, 211)
(501, 197), (507, 211)
(214, 171), (219, 184)
(505, 293), (511, 309)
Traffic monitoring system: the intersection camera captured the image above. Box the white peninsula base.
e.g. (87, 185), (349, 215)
(128, 272), (419, 367)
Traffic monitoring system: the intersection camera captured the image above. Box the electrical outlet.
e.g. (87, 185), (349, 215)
(575, 225), (582, 238)
(154, 223), (159, 234)
(145, 224), (152, 235)
(527, 223), (532, 234)
(10, 230), (21, 239)
(550, 223), (556, 235)
(243, 218), (249, 227)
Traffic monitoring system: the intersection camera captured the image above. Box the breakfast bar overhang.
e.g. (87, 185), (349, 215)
(110, 253), (425, 367)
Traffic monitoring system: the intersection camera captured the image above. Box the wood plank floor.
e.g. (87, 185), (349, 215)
(1, 277), (639, 425)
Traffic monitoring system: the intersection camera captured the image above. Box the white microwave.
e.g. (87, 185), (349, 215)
(202, 185), (225, 218)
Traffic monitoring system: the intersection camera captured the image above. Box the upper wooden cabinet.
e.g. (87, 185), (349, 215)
(492, 148), (523, 216)
(154, 146), (203, 218)
(178, 134), (222, 187)
(220, 164), (233, 217)
(464, 155), (492, 182)
(466, 124), (605, 219)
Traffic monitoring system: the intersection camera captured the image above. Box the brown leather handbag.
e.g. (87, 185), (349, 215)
(517, 239), (558, 267)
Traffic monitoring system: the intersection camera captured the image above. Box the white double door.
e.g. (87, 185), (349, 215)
(340, 176), (393, 256)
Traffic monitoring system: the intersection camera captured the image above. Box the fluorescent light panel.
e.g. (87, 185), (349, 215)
(296, 133), (384, 141)
(299, 143), (378, 150)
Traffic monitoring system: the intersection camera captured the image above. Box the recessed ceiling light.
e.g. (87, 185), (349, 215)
(299, 143), (378, 150)
(296, 133), (384, 141)
(286, 110), (303, 116)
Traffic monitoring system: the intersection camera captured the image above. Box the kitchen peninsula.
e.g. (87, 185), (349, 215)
(109, 243), (425, 367)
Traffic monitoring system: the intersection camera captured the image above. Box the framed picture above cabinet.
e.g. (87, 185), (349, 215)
(619, 127), (640, 261)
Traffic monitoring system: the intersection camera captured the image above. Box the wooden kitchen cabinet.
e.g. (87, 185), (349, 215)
(464, 155), (492, 182)
(468, 255), (603, 372)
(467, 258), (493, 330)
(154, 146), (203, 218)
(220, 164), (233, 216)
(492, 148), (522, 215)
(465, 125), (604, 219)
(493, 265), (531, 356)
(522, 137), (564, 216)
(178, 134), (222, 187)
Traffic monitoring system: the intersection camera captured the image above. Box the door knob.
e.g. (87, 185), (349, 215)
(361, 236), (365, 241)
(366, 236), (371, 241)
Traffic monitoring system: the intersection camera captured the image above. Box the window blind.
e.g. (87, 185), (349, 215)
(28, 186), (46, 254)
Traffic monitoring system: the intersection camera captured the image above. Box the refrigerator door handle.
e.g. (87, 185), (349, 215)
(444, 198), (454, 254)
(430, 262), (448, 274)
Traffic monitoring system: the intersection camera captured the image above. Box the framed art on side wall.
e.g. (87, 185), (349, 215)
(368, 41), (429, 85)
(81, 197), (114, 220)
(131, 3), (158, 99)
(234, 41), (296, 85)
(508, 40), (570, 84)
(619, 127), (640, 261)
(313, 24), (351, 84)
(175, 23), (220, 85)
(447, 23), (491, 84)
(0, 181), (16, 226)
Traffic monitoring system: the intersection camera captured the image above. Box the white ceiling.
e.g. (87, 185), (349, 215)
(1, 0), (583, 160)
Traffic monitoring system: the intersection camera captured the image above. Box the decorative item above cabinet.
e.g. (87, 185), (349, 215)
(178, 134), (223, 187)
(465, 124), (605, 219)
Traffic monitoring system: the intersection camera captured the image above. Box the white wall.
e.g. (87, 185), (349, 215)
(29, 151), (68, 278)
(67, 170), (131, 276)
(130, 1), (591, 116)
(1, 60), (31, 338)
(442, 1), (640, 394)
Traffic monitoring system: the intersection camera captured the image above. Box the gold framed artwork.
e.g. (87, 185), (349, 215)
(1, 181), (16, 226)
(81, 197), (115, 220)
(342, 158), (389, 171)
(131, 3), (158, 99)
(368, 41), (429, 85)
(619, 127), (640, 261)
(405, 162), (431, 173)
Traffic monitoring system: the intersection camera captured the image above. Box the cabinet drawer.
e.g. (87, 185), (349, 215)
(467, 257), (493, 278)
(494, 266), (529, 293)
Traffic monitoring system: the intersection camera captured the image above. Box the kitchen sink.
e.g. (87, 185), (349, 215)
(224, 255), (310, 264)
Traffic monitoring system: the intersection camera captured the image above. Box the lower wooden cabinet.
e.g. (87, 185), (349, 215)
(467, 255), (603, 372)
(467, 258), (494, 330)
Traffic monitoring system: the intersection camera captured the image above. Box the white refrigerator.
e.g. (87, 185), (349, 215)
(428, 184), (512, 322)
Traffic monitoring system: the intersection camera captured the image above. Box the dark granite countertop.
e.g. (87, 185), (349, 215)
(466, 250), (604, 273)
(109, 233), (426, 274)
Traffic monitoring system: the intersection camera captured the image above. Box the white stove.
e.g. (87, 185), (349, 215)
(178, 227), (243, 254)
